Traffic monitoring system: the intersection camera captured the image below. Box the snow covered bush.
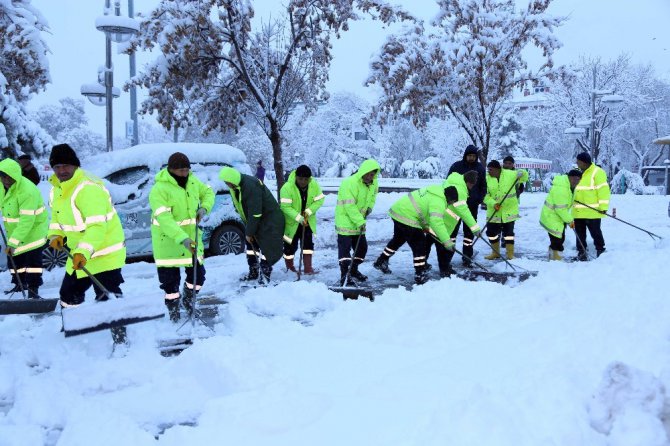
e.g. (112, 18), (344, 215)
(400, 157), (442, 179)
(610, 169), (657, 195)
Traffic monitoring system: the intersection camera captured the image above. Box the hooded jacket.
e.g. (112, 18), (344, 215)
(447, 145), (487, 205)
(334, 159), (380, 236)
(148, 168), (215, 267)
(443, 172), (480, 233)
(540, 175), (575, 238)
(219, 167), (285, 266)
(573, 163), (610, 219)
(389, 184), (454, 247)
(48, 168), (126, 277)
(0, 159), (48, 255)
(279, 170), (325, 241)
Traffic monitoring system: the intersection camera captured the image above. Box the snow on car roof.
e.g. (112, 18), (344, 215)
(83, 143), (251, 178)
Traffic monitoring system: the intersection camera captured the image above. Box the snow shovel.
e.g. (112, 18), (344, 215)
(295, 222), (307, 281)
(473, 237), (538, 283)
(574, 200), (663, 242)
(0, 228), (59, 315)
(327, 230), (374, 301)
(61, 248), (164, 337)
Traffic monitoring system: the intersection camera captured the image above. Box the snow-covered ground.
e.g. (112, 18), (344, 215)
(1, 192), (670, 445)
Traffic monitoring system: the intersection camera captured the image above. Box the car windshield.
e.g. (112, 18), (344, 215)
(105, 166), (150, 185)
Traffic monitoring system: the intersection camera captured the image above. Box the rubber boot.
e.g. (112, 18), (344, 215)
(505, 244), (514, 260)
(485, 242), (501, 260)
(165, 298), (180, 322)
(241, 264), (259, 281)
(28, 286), (41, 299)
(550, 250), (562, 261)
(339, 261), (356, 286)
(182, 284), (195, 317)
(284, 257), (297, 272)
(303, 254), (317, 275)
(350, 262), (367, 282)
(373, 255), (392, 274)
(414, 266), (429, 285)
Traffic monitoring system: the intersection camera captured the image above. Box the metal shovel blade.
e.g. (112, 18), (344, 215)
(62, 295), (165, 337)
(455, 269), (537, 285)
(328, 285), (375, 301)
(0, 298), (59, 315)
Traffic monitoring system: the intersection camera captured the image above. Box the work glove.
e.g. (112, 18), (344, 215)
(516, 171), (524, 179)
(359, 224), (366, 233)
(569, 221), (575, 229)
(5, 246), (15, 256)
(72, 253), (87, 271)
(301, 213), (309, 226)
(296, 214), (306, 225)
(365, 208), (372, 217)
(494, 204), (501, 211)
(443, 242), (455, 252)
(245, 235), (254, 244)
(472, 227), (482, 236)
(182, 238), (196, 254)
(49, 236), (64, 251)
(196, 207), (207, 223)
(599, 209), (607, 215)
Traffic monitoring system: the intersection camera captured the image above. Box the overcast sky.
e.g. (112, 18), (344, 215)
(29, 0), (670, 141)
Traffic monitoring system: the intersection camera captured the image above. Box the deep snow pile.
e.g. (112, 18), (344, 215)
(1, 192), (670, 445)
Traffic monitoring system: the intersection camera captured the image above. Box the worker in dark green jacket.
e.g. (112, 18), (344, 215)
(219, 166), (284, 282)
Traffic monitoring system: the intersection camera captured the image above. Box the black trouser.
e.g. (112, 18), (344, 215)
(424, 236), (454, 273)
(59, 268), (124, 306)
(487, 221), (515, 245)
(380, 220), (427, 269)
(549, 229), (566, 251)
(337, 234), (367, 266)
(8, 246), (44, 288)
(574, 218), (605, 255)
(157, 264), (206, 297)
(245, 239), (271, 270)
(283, 225), (314, 259)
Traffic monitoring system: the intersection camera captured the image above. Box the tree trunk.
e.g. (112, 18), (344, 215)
(269, 118), (285, 199)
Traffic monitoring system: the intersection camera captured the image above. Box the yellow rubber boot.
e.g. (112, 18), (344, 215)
(485, 242), (501, 260)
(550, 250), (562, 261)
(506, 244), (514, 260)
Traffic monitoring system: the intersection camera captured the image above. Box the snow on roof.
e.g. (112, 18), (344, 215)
(83, 143), (251, 178)
(513, 157), (552, 170)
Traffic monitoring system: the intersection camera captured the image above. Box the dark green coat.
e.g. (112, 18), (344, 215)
(221, 170), (284, 266)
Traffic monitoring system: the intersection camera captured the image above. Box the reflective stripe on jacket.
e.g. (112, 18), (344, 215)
(540, 175), (574, 238)
(280, 170), (325, 240)
(443, 172), (480, 233)
(334, 159), (380, 235)
(483, 169), (528, 223)
(573, 163), (610, 219)
(388, 184), (453, 246)
(48, 168), (126, 277)
(0, 159), (48, 255)
(149, 168), (215, 267)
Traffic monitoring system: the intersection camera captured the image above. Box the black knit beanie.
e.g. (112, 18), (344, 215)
(49, 144), (81, 167)
(168, 152), (190, 169)
(295, 165), (312, 178)
(487, 160), (501, 169)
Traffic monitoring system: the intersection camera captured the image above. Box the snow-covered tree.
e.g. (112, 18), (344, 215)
(376, 118), (430, 176)
(129, 0), (410, 190)
(0, 0), (51, 158)
(492, 109), (528, 160)
(366, 0), (564, 163)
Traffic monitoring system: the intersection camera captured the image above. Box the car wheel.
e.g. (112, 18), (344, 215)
(209, 224), (245, 256)
(42, 246), (67, 271)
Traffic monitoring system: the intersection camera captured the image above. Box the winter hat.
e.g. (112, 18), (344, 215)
(49, 144), (80, 167)
(444, 185), (459, 203)
(568, 169), (583, 178)
(219, 166), (241, 186)
(487, 160), (501, 169)
(17, 154), (31, 161)
(295, 165), (312, 178)
(503, 155), (515, 164)
(464, 144), (478, 157)
(576, 152), (592, 165)
(167, 152), (190, 169)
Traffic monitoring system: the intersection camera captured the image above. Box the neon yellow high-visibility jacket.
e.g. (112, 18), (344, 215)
(484, 168), (529, 223)
(540, 174), (575, 238)
(335, 159), (380, 236)
(149, 168), (215, 267)
(573, 163), (610, 219)
(0, 159), (48, 255)
(388, 184), (454, 247)
(48, 168), (126, 278)
(443, 172), (480, 233)
(279, 170), (325, 242)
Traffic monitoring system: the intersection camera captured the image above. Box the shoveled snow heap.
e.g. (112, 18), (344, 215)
(1, 192), (669, 445)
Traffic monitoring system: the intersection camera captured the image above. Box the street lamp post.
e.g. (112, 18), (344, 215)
(81, 0), (138, 152)
(664, 159), (670, 196)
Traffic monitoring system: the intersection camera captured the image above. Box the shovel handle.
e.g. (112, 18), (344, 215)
(63, 247), (114, 299)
